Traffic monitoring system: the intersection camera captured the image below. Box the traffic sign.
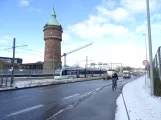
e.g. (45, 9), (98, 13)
(142, 60), (149, 66)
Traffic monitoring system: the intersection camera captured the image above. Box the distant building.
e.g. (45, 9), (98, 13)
(21, 62), (43, 69)
(0, 57), (23, 69)
(0, 57), (22, 64)
(0, 60), (4, 69)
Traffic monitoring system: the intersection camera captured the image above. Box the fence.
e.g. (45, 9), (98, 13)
(0, 69), (55, 87)
(153, 46), (161, 96)
(0, 69), (54, 76)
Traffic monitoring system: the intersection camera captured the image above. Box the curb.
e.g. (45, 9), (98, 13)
(122, 93), (130, 120)
(0, 77), (106, 92)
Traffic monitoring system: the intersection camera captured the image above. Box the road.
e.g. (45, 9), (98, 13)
(0, 76), (140, 120)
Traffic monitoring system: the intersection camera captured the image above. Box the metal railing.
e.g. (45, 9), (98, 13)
(0, 69), (55, 87)
(0, 69), (54, 76)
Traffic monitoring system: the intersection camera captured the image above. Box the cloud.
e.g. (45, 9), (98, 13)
(120, 0), (160, 13)
(102, 0), (118, 10)
(62, 32), (72, 42)
(67, 13), (132, 40)
(97, 6), (129, 22)
(19, 0), (29, 7)
(61, 2), (144, 67)
(0, 36), (12, 45)
(151, 13), (161, 22)
(136, 22), (161, 36)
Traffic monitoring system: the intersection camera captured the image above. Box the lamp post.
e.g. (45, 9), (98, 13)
(143, 34), (148, 61)
(143, 34), (148, 84)
(146, 0), (154, 96)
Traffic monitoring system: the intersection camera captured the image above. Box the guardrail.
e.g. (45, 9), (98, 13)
(0, 75), (10, 87)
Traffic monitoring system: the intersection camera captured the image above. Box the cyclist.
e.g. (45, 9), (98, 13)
(112, 73), (118, 90)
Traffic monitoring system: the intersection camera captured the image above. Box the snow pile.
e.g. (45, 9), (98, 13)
(13, 76), (103, 88)
(116, 76), (161, 120)
(0, 87), (15, 90)
(115, 94), (128, 120)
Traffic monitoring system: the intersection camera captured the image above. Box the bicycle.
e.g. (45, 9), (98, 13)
(112, 79), (117, 91)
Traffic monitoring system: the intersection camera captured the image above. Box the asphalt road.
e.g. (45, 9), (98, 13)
(0, 76), (140, 120)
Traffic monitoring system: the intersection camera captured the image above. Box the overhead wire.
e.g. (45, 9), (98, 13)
(17, 47), (44, 53)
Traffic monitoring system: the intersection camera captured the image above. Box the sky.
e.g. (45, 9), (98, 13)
(0, 0), (161, 68)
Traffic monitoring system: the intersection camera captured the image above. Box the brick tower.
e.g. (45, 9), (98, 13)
(43, 7), (63, 70)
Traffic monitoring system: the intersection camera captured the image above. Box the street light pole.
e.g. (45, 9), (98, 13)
(146, 0), (154, 96)
(143, 34), (148, 84)
(143, 34), (148, 61)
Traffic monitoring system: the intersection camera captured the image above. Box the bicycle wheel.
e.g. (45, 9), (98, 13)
(112, 84), (114, 91)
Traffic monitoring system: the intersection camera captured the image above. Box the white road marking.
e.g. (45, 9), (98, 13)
(7, 104), (44, 117)
(63, 94), (80, 100)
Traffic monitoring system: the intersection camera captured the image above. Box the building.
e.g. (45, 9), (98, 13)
(21, 62), (43, 69)
(0, 57), (22, 69)
(43, 7), (63, 70)
(0, 60), (4, 69)
(0, 57), (22, 64)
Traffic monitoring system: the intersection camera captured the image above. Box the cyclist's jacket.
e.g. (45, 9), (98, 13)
(112, 73), (118, 80)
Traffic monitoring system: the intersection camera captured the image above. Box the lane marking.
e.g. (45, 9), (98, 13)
(63, 94), (80, 100)
(6, 104), (44, 117)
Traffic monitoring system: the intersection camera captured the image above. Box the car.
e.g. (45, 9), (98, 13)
(123, 71), (131, 79)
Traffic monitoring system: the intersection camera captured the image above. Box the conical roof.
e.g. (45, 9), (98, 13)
(48, 7), (60, 26)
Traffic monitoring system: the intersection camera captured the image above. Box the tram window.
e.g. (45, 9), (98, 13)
(67, 70), (77, 75)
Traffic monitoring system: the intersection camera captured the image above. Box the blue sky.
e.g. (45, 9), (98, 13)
(0, 0), (161, 68)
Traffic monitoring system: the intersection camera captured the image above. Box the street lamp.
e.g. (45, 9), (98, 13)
(143, 34), (148, 84)
(143, 34), (148, 61)
(146, 0), (154, 96)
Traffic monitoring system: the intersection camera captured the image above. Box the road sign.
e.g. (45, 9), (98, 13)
(142, 60), (149, 66)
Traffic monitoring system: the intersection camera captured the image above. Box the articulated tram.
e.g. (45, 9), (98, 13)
(54, 67), (108, 79)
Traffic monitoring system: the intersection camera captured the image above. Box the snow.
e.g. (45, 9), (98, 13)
(0, 76), (103, 90)
(115, 94), (128, 120)
(115, 76), (161, 120)
(0, 87), (15, 90)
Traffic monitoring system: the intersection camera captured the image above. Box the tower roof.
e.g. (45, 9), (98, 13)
(48, 7), (60, 26)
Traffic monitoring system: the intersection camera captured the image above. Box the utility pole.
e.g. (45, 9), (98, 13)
(11, 38), (16, 87)
(146, 0), (154, 96)
(86, 56), (88, 68)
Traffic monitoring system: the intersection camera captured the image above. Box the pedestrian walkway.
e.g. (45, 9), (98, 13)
(115, 76), (161, 120)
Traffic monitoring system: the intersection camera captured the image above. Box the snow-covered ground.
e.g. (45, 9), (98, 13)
(115, 94), (128, 120)
(115, 76), (161, 120)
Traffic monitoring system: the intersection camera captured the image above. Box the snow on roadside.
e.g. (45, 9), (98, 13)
(0, 76), (103, 90)
(118, 76), (161, 120)
(115, 94), (128, 120)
